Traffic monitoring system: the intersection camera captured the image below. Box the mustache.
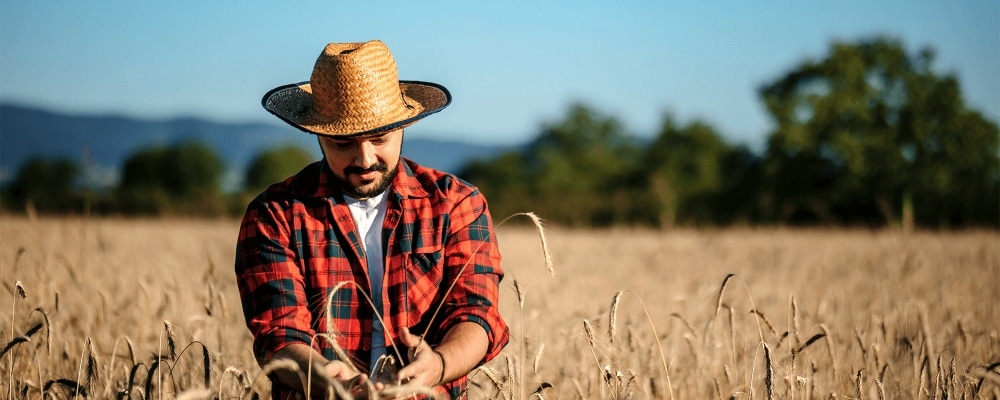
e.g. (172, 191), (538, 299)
(344, 161), (388, 176)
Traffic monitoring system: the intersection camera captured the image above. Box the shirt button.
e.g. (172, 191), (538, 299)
(362, 344), (370, 350)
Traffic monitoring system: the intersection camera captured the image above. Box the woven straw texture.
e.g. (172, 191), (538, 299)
(263, 40), (449, 136)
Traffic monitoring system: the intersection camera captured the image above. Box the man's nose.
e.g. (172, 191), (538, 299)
(354, 141), (377, 168)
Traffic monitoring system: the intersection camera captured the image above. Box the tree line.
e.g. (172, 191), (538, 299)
(1, 142), (313, 218)
(2, 37), (997, 228)
(460, 37), (999, 229)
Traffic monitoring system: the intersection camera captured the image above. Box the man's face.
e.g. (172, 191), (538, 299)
(318, 128), (403, 199)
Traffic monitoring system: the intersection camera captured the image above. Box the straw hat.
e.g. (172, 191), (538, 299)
(262, 40), (451, 136)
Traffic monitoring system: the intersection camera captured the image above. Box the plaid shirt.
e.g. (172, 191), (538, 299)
(236, 159), (509, 399)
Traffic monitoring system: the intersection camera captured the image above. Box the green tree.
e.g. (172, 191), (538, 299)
(459, 152), (532, 221)
(638, 115), (733, 227)
(244, 145), (314, 194)
(116, 141), (226, 215)
(527, 103), (637, 226)
(2, 156), (81, 213)
(460, 103), (639, 226)
(759, 36), (999, 227)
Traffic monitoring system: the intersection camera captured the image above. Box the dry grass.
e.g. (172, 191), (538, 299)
(1, 216), (998, 399)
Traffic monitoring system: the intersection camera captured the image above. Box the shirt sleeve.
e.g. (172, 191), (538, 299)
(438, 189), (510, 363)
(235, 198), (317, 363)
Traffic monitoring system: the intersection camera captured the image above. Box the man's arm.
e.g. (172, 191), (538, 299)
(434, 190), (510, 362)
(393, 186), (509, 386)
(396, 322), (488, 386)
(237, 199), (367, 394)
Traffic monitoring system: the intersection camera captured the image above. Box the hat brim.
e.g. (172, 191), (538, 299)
(262, 80), (452, 137)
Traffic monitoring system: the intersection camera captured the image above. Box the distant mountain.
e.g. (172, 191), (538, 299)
(0, 103), (508, 190)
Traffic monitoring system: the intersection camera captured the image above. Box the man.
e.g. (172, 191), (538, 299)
(235, 40), (509, 399)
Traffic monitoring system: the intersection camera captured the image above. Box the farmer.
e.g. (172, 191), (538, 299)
(235, 40), (509, 399)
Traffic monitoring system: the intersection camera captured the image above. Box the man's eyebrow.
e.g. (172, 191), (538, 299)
(362, 132), (391, 139)
(326, 131), (395, 145)
(335, 132), (390, 141)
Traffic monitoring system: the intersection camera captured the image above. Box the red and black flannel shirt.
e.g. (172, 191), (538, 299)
(236, 158), (509, 399)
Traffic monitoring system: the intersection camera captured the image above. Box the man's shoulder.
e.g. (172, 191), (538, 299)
(401, 158), (481, 200)
(249, 161), (324, 207)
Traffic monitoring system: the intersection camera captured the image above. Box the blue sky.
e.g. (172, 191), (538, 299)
(1, 1), (997, 148)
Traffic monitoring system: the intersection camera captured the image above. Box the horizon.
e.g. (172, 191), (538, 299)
(1, 2), (998, 150)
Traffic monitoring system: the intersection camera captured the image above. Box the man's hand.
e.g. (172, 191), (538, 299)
(396, 327), (445, 386)
(323, 359), (363, 381)
(272, 344), (372, 396)
(395, 322), (490, 388)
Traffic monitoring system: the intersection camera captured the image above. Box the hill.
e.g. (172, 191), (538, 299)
(0, 103), (506, 190)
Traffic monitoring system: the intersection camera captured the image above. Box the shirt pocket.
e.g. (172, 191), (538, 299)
(398, 247), (445, 329)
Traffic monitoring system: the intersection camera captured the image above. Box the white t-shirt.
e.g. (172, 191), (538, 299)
(344, 192), (389, 368)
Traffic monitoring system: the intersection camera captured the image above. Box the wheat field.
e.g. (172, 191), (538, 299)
(1, 216), (997, 399)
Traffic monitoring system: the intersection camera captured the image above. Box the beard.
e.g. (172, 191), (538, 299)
(331, 160), (398, 199)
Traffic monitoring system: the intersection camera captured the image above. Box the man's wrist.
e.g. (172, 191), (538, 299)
(432, 349), (446, 385)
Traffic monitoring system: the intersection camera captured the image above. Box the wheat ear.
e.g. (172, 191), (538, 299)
(763, 342), (775, 400)
(855, 368), (867, 400)
(532, 343), (546, 375)
(708, 274), (765, 350)
(749, 309), (778, 338)
(617, 290), (674, 400)
(608, 291), (623, 346)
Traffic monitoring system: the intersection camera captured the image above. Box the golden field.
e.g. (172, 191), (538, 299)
(1, 216), (997, 399)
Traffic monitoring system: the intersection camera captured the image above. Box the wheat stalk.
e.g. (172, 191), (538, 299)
(670, 313), (698, 337)
(874, 377), (886, 400)
(513, 279), (527, 400)
(85, 338), (97, 393)
(818, 324), (838, 386)
(917, 304), (934, 367)
(532, 343), (546, 375)
(515, 212), (555, 277)
(164, 321), (178, 361)
(708, 274), (764, 347)
(0, 336), (30, 359)
(582, 320), (605, 389)
(971, 361), (1000, 398)
(788, 295), (799, 400)
(471, 365), (504, 397)
(423, 212), (556, 343)
(790, 295), (800, 349)
(220, 366), (249, 398)
(505, 353), (516, 400)
(529, 381), (553, 400)
(749, 309), (778, 338)
(713, 274), (733, 320)
(172, 340), (215, 389)
(321, 280), (396, 371)
(619, 290), (674, 400)
(763, 342), (775, 400)
(73, 337), (90, 400)
(727, 305), (737, 377)
(566, 377), (584, 399)
(855, 368), (866, 400)
(400, 210), (557, 397)
(608, 291), (623, 346)
(11, 281), (27, 342)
